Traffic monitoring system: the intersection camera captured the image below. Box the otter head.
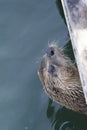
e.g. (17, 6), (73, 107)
(38, 44), (83, 111)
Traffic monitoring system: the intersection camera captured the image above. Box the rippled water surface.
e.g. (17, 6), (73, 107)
(0, 0), (87, 130)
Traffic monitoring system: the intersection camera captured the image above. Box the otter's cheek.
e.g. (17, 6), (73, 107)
(48, 65), (57, 77)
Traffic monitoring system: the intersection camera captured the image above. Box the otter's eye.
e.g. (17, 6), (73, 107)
(46, 47), (54, 57)
(48, 65), (56, 73)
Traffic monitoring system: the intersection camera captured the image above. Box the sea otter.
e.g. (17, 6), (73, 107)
(38, 43), (87, 115)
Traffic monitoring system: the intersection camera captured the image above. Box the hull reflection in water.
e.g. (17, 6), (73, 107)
(47, 99), (87, 130)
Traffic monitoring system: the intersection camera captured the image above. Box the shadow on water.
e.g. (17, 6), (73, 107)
(47, 99), (87, 130)
(56, 0), (66, 24)
(63, 40), (75, 63)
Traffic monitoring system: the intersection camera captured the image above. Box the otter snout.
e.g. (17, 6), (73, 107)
(46, 47), (54, 57)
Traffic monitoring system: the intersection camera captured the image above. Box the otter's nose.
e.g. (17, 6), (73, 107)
(48, 65), (56, 73)
(46, 47), (54, 57)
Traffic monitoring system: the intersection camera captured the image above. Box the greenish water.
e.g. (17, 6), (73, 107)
(0, 0), (87, 130)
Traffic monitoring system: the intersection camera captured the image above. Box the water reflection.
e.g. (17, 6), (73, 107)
(47, 98), (87, 130)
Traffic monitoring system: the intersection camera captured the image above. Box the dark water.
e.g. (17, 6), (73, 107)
(0, 0), (87, 130)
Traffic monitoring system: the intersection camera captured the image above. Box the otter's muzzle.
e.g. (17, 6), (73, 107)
(46, 47), (54, 57)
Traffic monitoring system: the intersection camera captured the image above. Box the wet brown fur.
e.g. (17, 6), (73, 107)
(38, 44), (87, 115)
